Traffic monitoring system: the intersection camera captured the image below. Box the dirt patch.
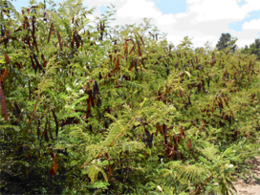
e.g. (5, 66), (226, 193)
(232, 156), (260, 195)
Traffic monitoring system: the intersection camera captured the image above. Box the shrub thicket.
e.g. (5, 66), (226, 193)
(1, 0), (260, 194)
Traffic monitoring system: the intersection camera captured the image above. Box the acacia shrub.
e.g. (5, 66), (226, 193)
(0, 0), (260, 194)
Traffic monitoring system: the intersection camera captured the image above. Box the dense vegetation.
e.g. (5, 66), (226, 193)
(240, 38), (260, 60)
(1, 0), (260, 194)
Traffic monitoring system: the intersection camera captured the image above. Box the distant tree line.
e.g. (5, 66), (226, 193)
(194, 33), (260, 60)
(215, 33), (260, 60)
(240, 38), (260, 60)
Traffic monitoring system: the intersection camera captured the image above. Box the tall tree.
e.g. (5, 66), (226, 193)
(216, 33), (237, 53)
(251, 38), (260, 60)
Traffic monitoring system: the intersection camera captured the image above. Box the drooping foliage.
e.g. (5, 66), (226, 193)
(0, 0), (260, 194)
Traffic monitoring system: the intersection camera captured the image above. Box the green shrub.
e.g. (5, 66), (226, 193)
(1, 0), (259, 194)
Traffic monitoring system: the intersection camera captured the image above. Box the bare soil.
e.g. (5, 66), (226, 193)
(231, 156), (260, 195)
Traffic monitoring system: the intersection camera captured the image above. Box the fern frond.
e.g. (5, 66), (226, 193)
(36, 78), (55, 93)
(85, 144), (104, 159)
(69, 125), (89, 142)
(101, 121), (125, 147)
(83, 163), (108, 184)
(162, 161), (209, 184)
(0, 124), (20, 132)
(117, 141), (145, 153)
(197, 144), (220, 161)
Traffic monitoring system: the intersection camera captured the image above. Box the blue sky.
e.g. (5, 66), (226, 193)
(12, 0), (260, 49)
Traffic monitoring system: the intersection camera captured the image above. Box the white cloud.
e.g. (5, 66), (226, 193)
(236, 39), (257, 47)
(116, 0), (161, 19)
(188, 0), (244, 23)
(242, 18), (260, 30)
(82, 0), (260, 49)
(187, 0), (260, 24)
(155, 14), (177, 25)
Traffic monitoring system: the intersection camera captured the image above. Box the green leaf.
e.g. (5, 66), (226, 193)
(222, 148), (233, 157)
(69, 95), (89, 109)
(86, 181), (110, 189)
(198, 156), (211, 165)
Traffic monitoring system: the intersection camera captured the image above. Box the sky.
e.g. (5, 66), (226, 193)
(12, 0), (260, 50)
